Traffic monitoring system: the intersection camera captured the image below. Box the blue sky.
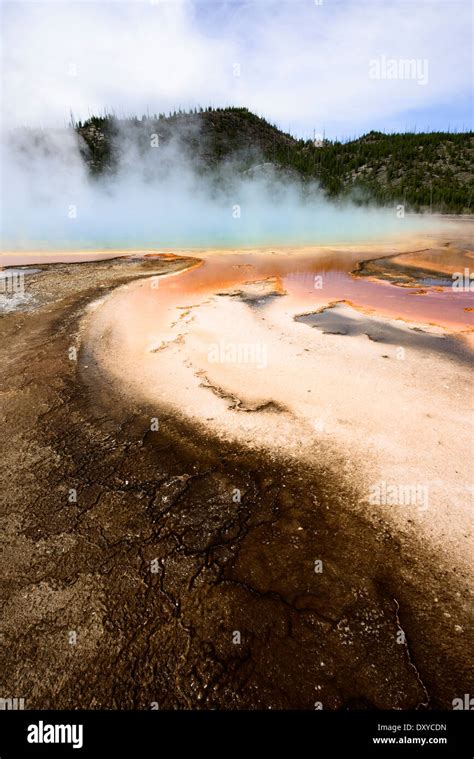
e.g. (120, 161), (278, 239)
(2, 0), (472, 138)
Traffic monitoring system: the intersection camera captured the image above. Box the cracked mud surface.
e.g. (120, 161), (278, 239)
(0, 254), (472, 710)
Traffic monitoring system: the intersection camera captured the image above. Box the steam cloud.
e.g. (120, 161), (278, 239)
(1, 120), (438, 251)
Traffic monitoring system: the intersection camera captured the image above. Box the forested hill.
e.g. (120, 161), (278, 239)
(74, 107), (473, 214)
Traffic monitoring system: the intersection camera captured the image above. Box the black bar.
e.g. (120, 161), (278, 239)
(0, 710), (472, 757)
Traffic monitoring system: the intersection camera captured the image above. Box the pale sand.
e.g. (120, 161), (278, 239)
(81, 235), (473, 583)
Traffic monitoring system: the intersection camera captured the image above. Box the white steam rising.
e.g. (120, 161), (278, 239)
(1, 121), (437, 251)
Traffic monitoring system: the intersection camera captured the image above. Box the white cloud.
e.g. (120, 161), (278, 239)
(1, 0), (471, 136)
